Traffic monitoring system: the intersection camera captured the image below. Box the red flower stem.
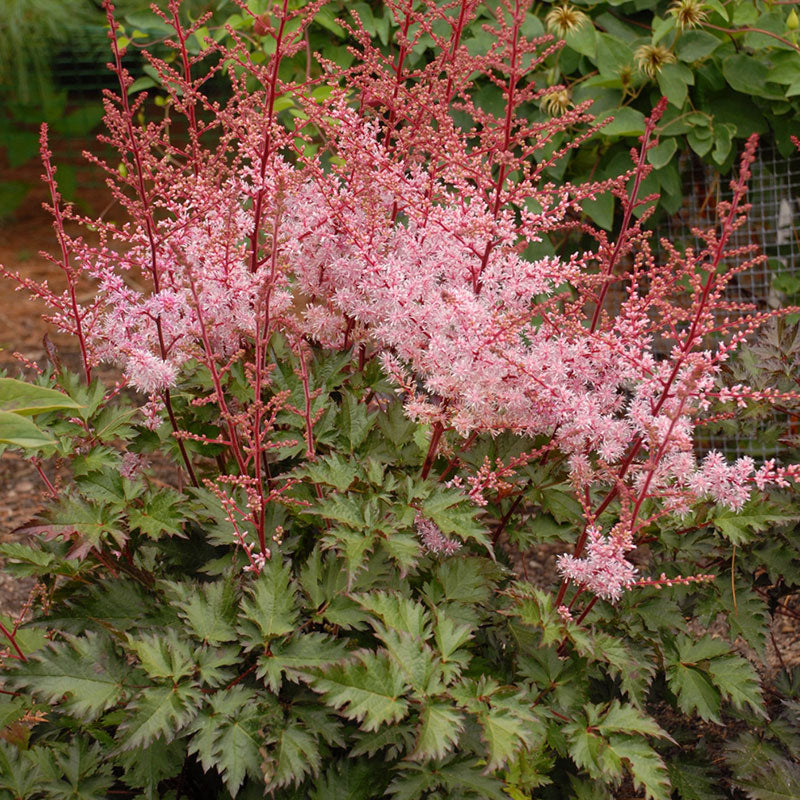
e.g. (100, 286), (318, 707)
(492, 488), (527, 545)
(40, 127), (92, 384)
(589, 99), (665, 333)
(32, 460), (58, 498)
(0, 620), (27, 662)
(574, 596), (598, 626)
(420, 421), (445, 480)
(248, 0), (290, 275)
(475, 0), (523, 294)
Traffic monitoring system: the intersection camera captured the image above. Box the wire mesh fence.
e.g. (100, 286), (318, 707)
(657, 142), (800, 459)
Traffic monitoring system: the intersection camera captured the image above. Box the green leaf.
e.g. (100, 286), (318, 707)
(479, 706), (536, 770)
(128, 489), (185, 539)
(676, 30), (720, 62)
(581, 192), (614, 230)
(707, 655), (763, 715)
(29, 496), (124, 557)
(311, 760), (380, 800)
(166, 578), (238, 645)
(0, 377), (83, 415)
(598, 107), (646, 137)
(0, 410), (55, 448)
(726, 732), (800, 799)
(648, 138), (678, 169)
(340, 393), (375, 451)
(316, 495), (365, 528)
(712, 122), (735, 165)
(665, 636), (735, 722)
(119, 682), (202, 750)
(722, 54), (768, 96)
(596, 700), (671, 740)
(565, 23), (597, 58)
(666, 661), (721, 722)
(264, 722), (322, 790)
(610, 736), (671, 800)
(118, 739), (184, 798)
(8, 632), (131, 721)
(657, 62), (693, 107)
(127, 630), (195, 681)
(724, 582), (769, 657)
(36, 739), (115, 799)
(0, 740), (41, 798)
(422, 490), (490, 550)
(651, 14), (676, 46)
(311, 651), (409, 731)
(188, 688), (263, 795)
(355, 591), (430, 637)
(688, 125), (714, 157)
(667, 760), (724, 800)
(412, 701), (464, 760)
(538, 486), (585, 525)
(712, 502), (795, 544)
(258, 632), (349, 691)
(239, 557), (299, 645)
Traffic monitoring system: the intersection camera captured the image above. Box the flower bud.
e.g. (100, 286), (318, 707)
(788, 9), (799, 30)
(254, 14), (270, 36)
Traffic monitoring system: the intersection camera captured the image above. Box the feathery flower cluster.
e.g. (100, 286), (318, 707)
(557, 526), (637, 602)
(415, 514), (462, 557)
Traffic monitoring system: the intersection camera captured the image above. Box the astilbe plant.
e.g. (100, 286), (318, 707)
(0, 1), (799, 798)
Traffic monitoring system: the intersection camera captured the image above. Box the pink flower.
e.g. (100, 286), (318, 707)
(120, 452), (150, 480)
(125, 351), (177, 395)
(557, 526), (637, 603)
(415, 513), (461, 556)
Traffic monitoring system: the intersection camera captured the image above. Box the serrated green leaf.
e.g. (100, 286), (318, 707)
(304, 454), (359, 493)
(609, 736), (671, 800)
(166, 579), (238, 645)
(666, 661), (721, 722)
(119, 682), (202, 750)
(118, 739), (184, 799)
(264, 722), (322, 790)
(311, 651), (409, 731)
(128, 489), (185, 538)
(340, 392), (375, 451)
(478, 705), (538, 771)
(707, 655), (763, 715)
(310, 759), (379, 800)
(316, 495), (365, 528)
(421, 490), (491, 550)
(712, 503), (795, 545)
(355, 591), (430, 637)
(188, 688), (263, 795)
(412, 701), (464, 760)
(667, 759), (724, 800)
(8, 632), (131, 721)
(0, 740), (42, 797)
(596, 700), (671, 740)
(127, 630), (194, 681)
(258, 632), (349, 691)
(36, 739), (115, 800)
(239, 557), (299, 645)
